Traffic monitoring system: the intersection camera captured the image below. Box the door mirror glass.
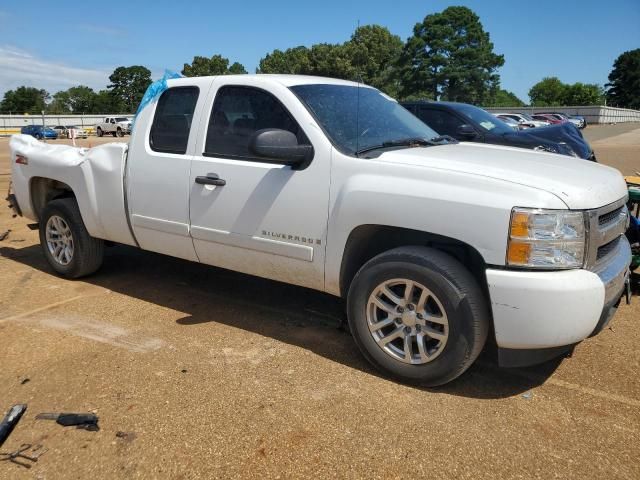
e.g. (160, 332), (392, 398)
(456, 124), (478, 140)
(249, 129), (313, 168)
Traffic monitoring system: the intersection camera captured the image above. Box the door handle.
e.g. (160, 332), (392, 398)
(195, 173), (226, 186)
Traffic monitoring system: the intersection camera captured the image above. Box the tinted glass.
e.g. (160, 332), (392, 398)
(150, 87), (199, 154)
(205, 86), (306, 158)
(291, 84), (438, 155)
(417, 108), (464, 137)
(452, 104), (512, 134)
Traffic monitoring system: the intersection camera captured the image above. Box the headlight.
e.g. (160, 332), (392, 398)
(507, 208), (586, 269)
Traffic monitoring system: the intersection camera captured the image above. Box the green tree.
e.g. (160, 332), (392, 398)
(108, 65), (152, 113)
(48, 86), (98, 113)
(182, 55), (247, 76)
(228, 62), (248, 74)
(399, 6), (504, 103)
(257, 25), (402, 94)
(92, 90), (124, 113)
(47, 90), (72, 114)
(345, 25), (403, 95)
(528, 77), (567, 106)
(257, 46), (311, 74)
(486, 89), (525, 107)
(307, 43), (355, 79)
(563, 82), (604, 106)
(0, 86), (50, 114)
(606, 48), (640, 109)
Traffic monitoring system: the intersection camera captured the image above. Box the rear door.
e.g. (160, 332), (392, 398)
(127, 78), (212, 261)
(188, 78), (331, 291)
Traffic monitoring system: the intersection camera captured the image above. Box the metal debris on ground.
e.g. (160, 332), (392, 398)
(0, 404), (27, 448)
(35, 412), (99, 431)
(0, 444), (47, 469)
(522, 391), (533, 400)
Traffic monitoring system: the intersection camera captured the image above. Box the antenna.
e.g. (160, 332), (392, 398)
(355, 19), (362, 156)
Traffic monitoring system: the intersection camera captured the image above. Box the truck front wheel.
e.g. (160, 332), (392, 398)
(39, 198), (104, 278)
(347, 246), (489, 386)
(96, 127), (103, 137)
(116, 127), (124, 137)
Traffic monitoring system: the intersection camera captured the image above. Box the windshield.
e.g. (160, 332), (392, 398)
(452, 103), (513, 134)
(290, 84), (439, 155)
(520, 113), (535, 121)
(115, 117), (129, 122)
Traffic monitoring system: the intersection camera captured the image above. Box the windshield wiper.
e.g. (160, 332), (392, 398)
(356, 138), (432, 156)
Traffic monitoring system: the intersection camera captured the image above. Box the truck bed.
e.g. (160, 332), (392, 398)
(9, 134), (136, 246)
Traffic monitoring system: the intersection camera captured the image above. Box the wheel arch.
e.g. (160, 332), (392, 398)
(339, 224), (490, 301)
(30, 176), (76, 222)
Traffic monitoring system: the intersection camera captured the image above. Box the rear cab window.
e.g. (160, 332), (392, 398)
(150, 86), (200, 154)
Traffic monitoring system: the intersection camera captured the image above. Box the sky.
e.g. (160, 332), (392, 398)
(0, 0), (638, 102)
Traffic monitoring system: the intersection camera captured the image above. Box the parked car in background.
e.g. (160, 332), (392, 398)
(494, 115), (523, 131)
(493, 112), (549, 128)
(531, 113), (564, 125)
(96, 117), (132, 137)
(53, 125), (89, 139)
(403, 101), (596, 160)
(20, 125), (58, 140)
(540, 112), (586, 129)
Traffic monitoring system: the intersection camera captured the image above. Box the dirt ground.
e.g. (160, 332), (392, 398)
(0, 128), (639, 479)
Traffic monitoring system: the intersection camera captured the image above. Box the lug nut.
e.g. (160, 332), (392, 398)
(397, 306), (404, 313)
(416, 313), (423, 320)
(394, 318), (402, 325)
(416, 325), (422, 332)
(404, 326), (411, 334)
(407, 304), (414, 311)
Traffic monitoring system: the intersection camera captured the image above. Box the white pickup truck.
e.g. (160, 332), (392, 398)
(7, 75), (631, 386)
(96, 116), (132, 137)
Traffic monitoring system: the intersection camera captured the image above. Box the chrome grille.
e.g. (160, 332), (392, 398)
(598, 206), (625, 227)
(597, 236), (620, 260)
(585, 198), (628, 270)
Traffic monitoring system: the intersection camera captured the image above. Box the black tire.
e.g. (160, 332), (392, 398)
(112, 131), (117, 137)
(39, 198), (104, 278)
(116, 127), (124, 138)
(36, 133), (43, 140)
(97, 127), (103, 137)
(347, 246), (489, 386)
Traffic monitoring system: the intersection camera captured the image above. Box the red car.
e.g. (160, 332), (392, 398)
(531, 113), (565, 125)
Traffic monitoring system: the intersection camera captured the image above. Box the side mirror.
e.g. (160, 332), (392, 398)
(456, 124), (478, 140)
(248, 129), (313, 168)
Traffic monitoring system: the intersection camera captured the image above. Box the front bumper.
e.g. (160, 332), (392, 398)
(487, 236), (631, 366)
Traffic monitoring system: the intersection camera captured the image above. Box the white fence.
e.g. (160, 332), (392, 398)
(483, 106), (640, 125)
(2, 105), (639, 137)
(0, 114), (133, 136)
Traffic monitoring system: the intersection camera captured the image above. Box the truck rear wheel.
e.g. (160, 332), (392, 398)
(347, 246), (489, 386)
(39, 198), (104, 278)
(96, 127), (103, 137)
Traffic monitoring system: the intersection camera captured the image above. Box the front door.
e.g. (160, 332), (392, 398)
(189, 80), (331, 291)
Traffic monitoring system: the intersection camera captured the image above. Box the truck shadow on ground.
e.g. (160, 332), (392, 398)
(1, 243), (567, 399)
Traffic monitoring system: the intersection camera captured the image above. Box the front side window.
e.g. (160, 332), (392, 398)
(150, 86), (199, 154)
(418, 108), (465, 137)
(205, 86), (307, 159)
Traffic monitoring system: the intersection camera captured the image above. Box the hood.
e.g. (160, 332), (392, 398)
(503, 123), (591, 159)
(379, 142), (627, 210)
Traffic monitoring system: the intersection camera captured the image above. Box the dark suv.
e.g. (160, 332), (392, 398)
(402, 101), (595, 161)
